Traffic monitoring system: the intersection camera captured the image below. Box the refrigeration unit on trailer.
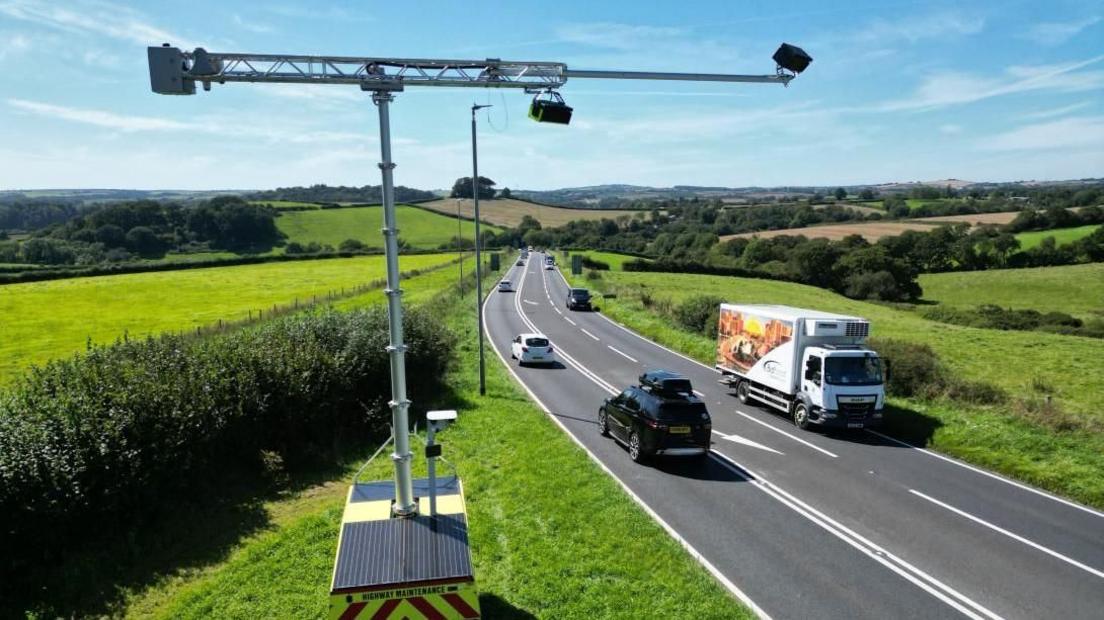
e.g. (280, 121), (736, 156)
(715, 304), (886, 430)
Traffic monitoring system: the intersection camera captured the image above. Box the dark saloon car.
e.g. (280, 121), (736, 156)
(566, 287), (592, 310)
(598, 370), (711, 463)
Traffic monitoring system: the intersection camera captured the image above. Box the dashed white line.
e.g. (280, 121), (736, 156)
(564, 317), (577, 326)
(607, 345), (638, 363)
(580, 328), (600, 341)
(523, 299), (538, 305)
(909, 489), (1104, 580)
(553, 307), (563, 315)
(732, 410), (838, 458)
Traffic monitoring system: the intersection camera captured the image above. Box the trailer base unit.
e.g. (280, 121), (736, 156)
(715, 304), (886, 430)
(329, 477), (480, 620)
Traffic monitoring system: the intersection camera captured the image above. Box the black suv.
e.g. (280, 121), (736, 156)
(598, 370), (712, 463)
(566, 287), (592, 311)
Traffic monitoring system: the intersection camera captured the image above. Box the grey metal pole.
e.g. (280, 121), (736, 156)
(427, 421), (437, 517)
(374, 90), (416, 517)
(471, 105), (487, 396)
(457, 200), (463, 294)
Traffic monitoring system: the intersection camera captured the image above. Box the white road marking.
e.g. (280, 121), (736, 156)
(499, 262), (1002, 620)
(523, 299), (538, 306)
(553, 307), (563, 315)
(712, 429), (783, 455)
(607, 345), (638, 363)
(478, 285), (776, 619)
(909, 489), (1104, 580)
(580, 328), (600, 341)
(732, 410), (838, 458)
(709, 451), (1004, 620)
(693, 389), (705, 397)
(869, 430), (1104, 520)
(564, 317), (577, 326)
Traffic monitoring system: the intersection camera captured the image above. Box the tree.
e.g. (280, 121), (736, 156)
(834, 187), (847, 201)
(125, 226), (163, 257)
(500, 187), (512, 198)
(450, 176), (497, 200)
(858, 188), (877, 200)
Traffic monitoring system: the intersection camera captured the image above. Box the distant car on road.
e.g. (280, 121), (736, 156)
(598, 370), (711, 463)
(498, 280), (512, 292)
(566, 287), (591, 311)
(510, 333), (555, 366)
(516, 259), (525, 266)
(544, 256), (555, 270)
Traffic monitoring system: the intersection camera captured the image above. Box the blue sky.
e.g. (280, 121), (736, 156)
(1, 0), (1102, 191)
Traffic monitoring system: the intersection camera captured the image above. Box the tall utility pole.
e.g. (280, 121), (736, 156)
(471, 103), (492, 396)
(147, 42), (809, 520)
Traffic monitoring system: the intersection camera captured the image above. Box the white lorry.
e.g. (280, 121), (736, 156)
(715, 304), (886, 430)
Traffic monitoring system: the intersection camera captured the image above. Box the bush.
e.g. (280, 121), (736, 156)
(672, 295), (725, 336)
(339, 238), (368, 252)
(580, 256), (610, 271)
(0, 306), (452, 585)
(868, 338), (944, 398)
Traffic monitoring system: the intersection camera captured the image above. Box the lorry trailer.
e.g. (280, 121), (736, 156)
(715, 304), (886, 430)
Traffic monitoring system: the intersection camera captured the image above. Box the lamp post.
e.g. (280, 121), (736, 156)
(471, 103), (492, 396)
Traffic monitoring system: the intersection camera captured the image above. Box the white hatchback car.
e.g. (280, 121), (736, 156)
(498, 279), (512, 292)
(510, 333), (555, 366)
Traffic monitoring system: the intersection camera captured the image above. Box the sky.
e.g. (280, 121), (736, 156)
(0, 0), (1102, 191)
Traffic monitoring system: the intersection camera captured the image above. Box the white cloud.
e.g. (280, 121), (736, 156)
(233, 14), (275, 34)
(978, 116), (1104, 151)
(6, 98), (371, 144)
(852, 11), (985, 44)
(1022, 16), (1100, 46)
(869, 54), (1104, 112)
(0, 0), (192, 47)
(555, 22), (686, 51)
(1019, 101), (1093, 121)
(939, 124), (963, 135)
(0, 32), (30, 60)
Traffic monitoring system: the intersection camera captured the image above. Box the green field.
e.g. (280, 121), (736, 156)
(0, 253), (459, 381)
(116, 279), (749, 619)
(562, 250), (648, 270)
(920, 263), (1104, 319)
(570, 263), (1104, 507)
(276, 205), (501, 250)
(1015, 224), (1101, 249)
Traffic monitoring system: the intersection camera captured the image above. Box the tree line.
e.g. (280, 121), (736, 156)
(249, 183), (436, 203)
(0, 196), (282, 266)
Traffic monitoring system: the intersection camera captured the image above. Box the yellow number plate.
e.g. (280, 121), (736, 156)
(669, 426), (691, 434)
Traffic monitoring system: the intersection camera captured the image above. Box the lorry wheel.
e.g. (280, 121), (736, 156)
(736, 381), (752, 405)
(793, 402), (811, 430)
(628, 431), (646, 463)
(598, 408), (610, 437)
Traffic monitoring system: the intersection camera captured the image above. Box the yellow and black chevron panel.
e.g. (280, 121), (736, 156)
(329, 477), (479, 620)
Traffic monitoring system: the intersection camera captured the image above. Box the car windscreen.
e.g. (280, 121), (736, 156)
(656, 401), (709, 423)
(570, 289), (590, 299)
(825, 356), (883, 386)
(525, 337), (549, 347)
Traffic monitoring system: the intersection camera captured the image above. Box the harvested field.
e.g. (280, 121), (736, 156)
(915, 211), (1021, 225)
(723, 221), (934, 242)
(416, 197), (645, 228)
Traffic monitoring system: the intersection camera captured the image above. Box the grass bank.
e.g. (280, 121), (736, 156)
(276, 204), (501, 249)
(919, 262), (1104, 319)
(570, 266), (1104, 509)
(0, 252), (459, 381)
(117, 274), (750, 618)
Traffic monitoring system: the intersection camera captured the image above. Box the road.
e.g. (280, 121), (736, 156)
(483, 252), (1104, 619)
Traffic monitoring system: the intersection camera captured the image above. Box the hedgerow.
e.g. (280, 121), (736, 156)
(0, 306), (452, 583)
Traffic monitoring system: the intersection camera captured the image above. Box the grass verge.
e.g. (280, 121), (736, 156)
(121, 274), (751, 618)
(570, 267), (1104, 509)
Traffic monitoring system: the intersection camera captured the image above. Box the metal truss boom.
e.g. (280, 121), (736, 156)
(153, 47), (793, 92)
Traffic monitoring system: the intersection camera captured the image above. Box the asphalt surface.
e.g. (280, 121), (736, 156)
(484, 253), (1104, 620)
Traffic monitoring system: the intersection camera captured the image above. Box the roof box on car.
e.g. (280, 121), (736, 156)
(639, 369), (693, 396)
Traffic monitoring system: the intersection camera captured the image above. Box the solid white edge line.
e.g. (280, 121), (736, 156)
(708, 450), (1004, 620)
(559, 267), (1100, 522)
(732, 410), (838, 459)
(869, 430), (1104, 520)
(481, 264), (775, 620)
(909, 489), (1104, 580)
(607, 345), (639, 364)
(580, 328), (600, 341)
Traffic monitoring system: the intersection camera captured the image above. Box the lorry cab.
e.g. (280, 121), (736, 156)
(798, 346), (885, 429)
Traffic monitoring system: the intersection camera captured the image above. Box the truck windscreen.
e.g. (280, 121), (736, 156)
(825, 356), (883, 386)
